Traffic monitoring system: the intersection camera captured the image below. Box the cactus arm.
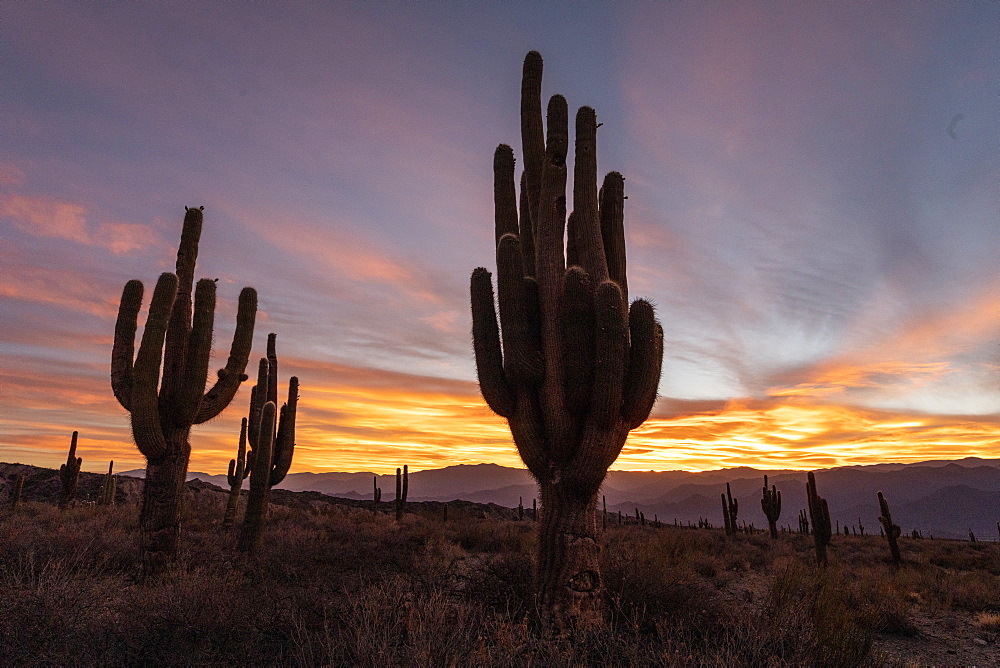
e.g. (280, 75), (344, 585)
(227, 418), (248, 487)
(599, 173), (627, 303)
(194, 287), (257, 424)
(497, 234), (543, 384)
(131, 272), (178, 460)
(494, 145), (520, 243)
(590, 281), (628, 430)
(111, 280), (144, 411)
(266, 333), (278, 405)
(178, 278), (216, 424)
(470, 268), (515, 418)
(518, 174), (536, 277)
(561, 267), (595, 415)
(622, 300), (663, 429)
(270, 376), (298, 486)
(571, 107), (607, 284)
(520, 51), (545, 226)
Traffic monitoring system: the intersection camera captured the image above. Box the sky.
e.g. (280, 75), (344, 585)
(2, 2), (998, 476)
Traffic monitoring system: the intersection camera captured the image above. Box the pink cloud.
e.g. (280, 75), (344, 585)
(2, 194), (89, 242)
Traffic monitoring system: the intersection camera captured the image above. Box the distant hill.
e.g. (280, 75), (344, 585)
(108, 457), (1000, 540)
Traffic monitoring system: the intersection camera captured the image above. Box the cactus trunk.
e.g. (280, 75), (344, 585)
(139, 432), (190, 574)
(537, 483), (602, 633)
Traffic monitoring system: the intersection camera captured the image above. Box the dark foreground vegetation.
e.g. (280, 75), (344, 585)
(2, 473), (999, 667)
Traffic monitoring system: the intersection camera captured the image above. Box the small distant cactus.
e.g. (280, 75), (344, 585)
(761, 475), (781, 539)
(969, 529), (977, 543)
(222, 418), (249, 528)
(11, 474), (25, 508)
(519, 496), (524, 521)
(877, 491), (902, 566)
(798, 508), (810, 534)
(806, 472), (832, 566)
(98, 461), (116, 506)
(395, 465), (408, 521)
(858, 516), (865, 536)
(58, 431), (82, 510)
(372, 476), (381, 517)
(722, 482), (739, 536)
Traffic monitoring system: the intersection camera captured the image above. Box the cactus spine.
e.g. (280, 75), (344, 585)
(238, 334), (298, 553)
(223, 418), (249, 528)
(806, 471), (832, 566)
(58, 431), (82, 510)
(722, 482), (739, 536)
(761, 475), (781, 539)
(395, 465), (408, 521)
(877, 491), (902, 566)
(112, 206), (257, 573)
(470, 52), (663, 634)
(98, 461), (116, 506)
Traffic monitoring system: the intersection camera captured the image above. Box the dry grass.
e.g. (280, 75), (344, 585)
(1, 496), (999, 666)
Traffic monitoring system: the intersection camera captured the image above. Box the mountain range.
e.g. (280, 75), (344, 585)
(120, 458), (1000, 540)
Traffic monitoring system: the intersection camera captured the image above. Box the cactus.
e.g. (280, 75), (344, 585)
(11, 474), (25, 508)
(969, 529), (977, 543)
(806, 472), (832, 566)
(519, 496), (525, 521)
(58, 431), (82, 510)
(395, 465), (408, 521)
(761, 475), (781, 539)
(98, 461), (116, 506)
(602, 495), (607, 531)
(112, 206), (257, 573)
(372, 476), (382, 517)
(470, 51), (663, 634)
(722, 483), (739, 536)
(222, 418), (249, 528)
(798, 508), (809, 534)
(238, 335), (299, 553)
(876, 491), (902, 565)
(858, 516), (865, 536)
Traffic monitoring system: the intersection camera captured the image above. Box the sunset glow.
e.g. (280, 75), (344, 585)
(2, 3), (997, 476)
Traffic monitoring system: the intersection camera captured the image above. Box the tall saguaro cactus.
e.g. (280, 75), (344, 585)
(761, 475), (781, 539)
(238, 333), (298, 553)
(470, 52), (663, 634)
(59, 431), (82, 510)
(112, 206), (257, 574)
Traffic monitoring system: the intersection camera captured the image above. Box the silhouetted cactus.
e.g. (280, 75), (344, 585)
(238, 335), (299, 553)
(395, 465), (408, 521)
(223, 418), (249, 528)
(112, 206), (257, 573)
(722, 482), (739, 536)
(761, 475), (781, 539)
(11, 474), (24, 508)
(969, 529), (977, 543)
(806, 472), (831, 566)
(372, 476), (381, 517)
(876, 491), (902, 566)
(519, 496), (525, 521)
(798, 508), (809, 534)
(98, 461), (116, 506)
(470, 51), (663, 634)
(858, 516), (865, 536)
(58, 431), (82, 510)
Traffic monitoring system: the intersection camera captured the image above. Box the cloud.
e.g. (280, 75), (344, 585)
(1, 193), (158, 254)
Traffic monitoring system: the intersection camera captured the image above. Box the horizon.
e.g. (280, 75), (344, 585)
(3, 3), (999, 475)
